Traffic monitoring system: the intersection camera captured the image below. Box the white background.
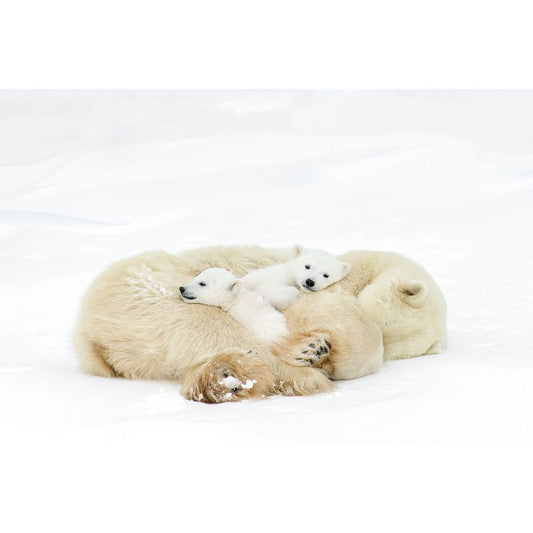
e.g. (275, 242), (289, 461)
(1, 3), (533, 533)
(2, 89), (532, 532)
(2, 0), (533, 88)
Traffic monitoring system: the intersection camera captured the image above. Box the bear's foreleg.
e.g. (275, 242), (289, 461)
(181, 348), (276, 403)
(181, 346), (336, 403)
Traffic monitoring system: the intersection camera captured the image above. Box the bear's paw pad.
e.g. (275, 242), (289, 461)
(293, 336), (331, 367)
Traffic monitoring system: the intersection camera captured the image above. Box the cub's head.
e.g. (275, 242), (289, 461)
(179, 268), (237, 307)
(290, 244), (351, 292)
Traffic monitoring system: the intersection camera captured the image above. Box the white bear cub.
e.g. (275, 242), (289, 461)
(178, 246), (351, 345)
(179, 267), (289, 345)
(240, 244), (351, 310)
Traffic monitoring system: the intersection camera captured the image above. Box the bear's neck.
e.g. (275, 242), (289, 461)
(217, 293), (236, 311)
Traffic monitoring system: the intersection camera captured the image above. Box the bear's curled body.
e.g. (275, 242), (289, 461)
(74, 245), (447, 402)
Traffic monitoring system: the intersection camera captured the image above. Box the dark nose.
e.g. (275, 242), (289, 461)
(305, 278), (315, 288)
(179, 286), (185, 294)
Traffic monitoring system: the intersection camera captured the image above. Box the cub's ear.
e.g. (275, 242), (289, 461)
(341, 262), (351, 275)
(397, 279), (428, 308)
(291, 244), (304, 257)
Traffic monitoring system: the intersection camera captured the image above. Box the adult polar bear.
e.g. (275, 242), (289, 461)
(74, 246), (447, 403)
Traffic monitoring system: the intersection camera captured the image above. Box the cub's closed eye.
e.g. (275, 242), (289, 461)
(305, 265), (310, 270)
(323, 274), (329, 278)
(199, 282), (206, 287)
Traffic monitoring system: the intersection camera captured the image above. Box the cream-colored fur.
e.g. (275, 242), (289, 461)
(73, 246), (447, 403)
(180, 267), (291, 345)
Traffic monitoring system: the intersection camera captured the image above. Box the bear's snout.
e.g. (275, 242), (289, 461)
(305, 278), (315, 288)
(179, 286), (186, 294)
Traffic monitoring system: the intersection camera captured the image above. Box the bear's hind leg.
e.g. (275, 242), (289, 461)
(74, 331), (117, 378)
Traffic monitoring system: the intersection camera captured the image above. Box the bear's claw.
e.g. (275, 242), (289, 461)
(292, 335), (331, 367)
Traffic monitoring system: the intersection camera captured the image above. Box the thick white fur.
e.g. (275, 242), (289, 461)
(74, 245), (447, 403)
(180, 267), (289, 345)
(241, 244), (351, 310)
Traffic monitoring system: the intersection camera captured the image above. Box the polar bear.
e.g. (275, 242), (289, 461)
(179, 267), (290, 345)
(178, 246), (351, 348)
(239, 244), (351, 310)
(74, 245), (447, 403)
(178, 246), (350, 349)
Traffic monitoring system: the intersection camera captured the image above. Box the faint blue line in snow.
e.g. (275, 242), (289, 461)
(0, 366), (33, 374)
(0, 209), (122, 228)
(0, 208), (212, 235)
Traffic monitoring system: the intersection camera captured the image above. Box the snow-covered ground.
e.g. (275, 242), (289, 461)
(1, 91), (532, 532)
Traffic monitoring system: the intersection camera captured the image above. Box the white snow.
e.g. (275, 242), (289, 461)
(241, 379), (256, 390)
(1, 91), (533, 532)
(219, 375), (242, 390)
(219, 376), (255, 391)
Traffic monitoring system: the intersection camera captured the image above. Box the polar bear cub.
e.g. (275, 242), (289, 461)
(178, 246), (351, 344)
(179, 267), (289, 345)
(240, 244), (351, 310)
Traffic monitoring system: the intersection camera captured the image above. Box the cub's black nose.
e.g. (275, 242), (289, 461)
(305, 278), (315, 288)
(179, 286), (185, 294)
